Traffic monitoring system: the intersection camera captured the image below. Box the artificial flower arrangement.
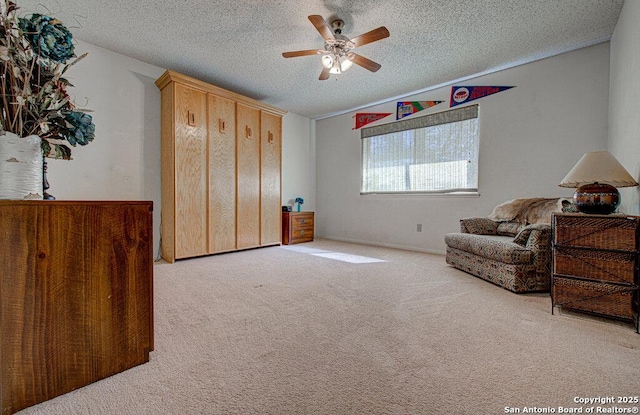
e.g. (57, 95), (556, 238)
(0, 0), (95, 159)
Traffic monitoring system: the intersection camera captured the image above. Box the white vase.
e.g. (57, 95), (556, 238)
(0, 132), (43, 200)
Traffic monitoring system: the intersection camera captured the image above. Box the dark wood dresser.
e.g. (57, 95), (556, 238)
(282, 211), (314, 245)
(551, 213), (639, 332)
(0, 200), (154, 414)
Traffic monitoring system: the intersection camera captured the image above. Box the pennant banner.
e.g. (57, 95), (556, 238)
(396, 101), (444, 120)
(450, 86), (515, 107)
(353, 113), (392, 130)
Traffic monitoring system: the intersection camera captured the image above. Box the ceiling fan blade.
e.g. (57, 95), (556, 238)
(319, 67), (331, 80)
(308, 15), (335, 41)
(350, 26), (390, 48)
(350, 53), (382, 72)
(282, 49), (324, 58)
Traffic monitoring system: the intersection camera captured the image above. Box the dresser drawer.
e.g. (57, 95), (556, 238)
(554, 214), (639, 252)
(552, 276), (635, 320)
(554, 246), (636, 285)
(291, 227), (313, 243)
(291, 213), (314, 228)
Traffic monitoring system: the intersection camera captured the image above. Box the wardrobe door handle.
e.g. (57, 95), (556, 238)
(245, 126), (252, 139)
(219, 119), (226, 133)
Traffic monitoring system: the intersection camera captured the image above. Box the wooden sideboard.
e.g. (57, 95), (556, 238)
(0, 200), (154, 414)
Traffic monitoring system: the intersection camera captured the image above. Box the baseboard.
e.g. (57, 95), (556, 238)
(316, 235), (446, 256)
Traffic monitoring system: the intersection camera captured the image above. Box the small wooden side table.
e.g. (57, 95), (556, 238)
(282, 211), (314, 244)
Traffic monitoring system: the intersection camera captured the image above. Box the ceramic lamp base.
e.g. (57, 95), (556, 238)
(573, 182), (620, 214)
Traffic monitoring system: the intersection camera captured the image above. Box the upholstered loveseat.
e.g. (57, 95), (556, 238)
(444, 198), (573, 293)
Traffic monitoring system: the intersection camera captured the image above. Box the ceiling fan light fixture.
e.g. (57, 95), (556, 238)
(329, 58), (342, 74)
(339, 54), (354, 72)
(324, 52), (352, 74)
(321, 54), (334, 69)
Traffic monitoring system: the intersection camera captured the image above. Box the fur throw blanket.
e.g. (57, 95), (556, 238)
(487, 197), (573, 225)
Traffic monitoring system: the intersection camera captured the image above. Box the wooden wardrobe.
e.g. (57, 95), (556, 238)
(156, 70), (286, 262)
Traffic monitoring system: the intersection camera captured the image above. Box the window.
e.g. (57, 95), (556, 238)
(360, 104), (479, 194)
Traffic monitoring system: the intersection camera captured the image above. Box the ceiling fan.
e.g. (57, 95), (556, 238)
(282, 15), (390, 80)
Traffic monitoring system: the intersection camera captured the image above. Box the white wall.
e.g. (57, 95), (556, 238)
(316, 43), (611, 254)
(282, 114), (316, 212)
(609, 0), (640, 216)
(45, 40), (165, 256)
(47, 40), (315, 258)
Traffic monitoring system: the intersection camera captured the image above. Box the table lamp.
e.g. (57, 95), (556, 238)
(558, 151), (638, 214)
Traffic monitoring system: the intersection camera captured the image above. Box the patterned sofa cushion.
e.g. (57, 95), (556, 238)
(443, 233), (533, 265)
(513, 226), (533, 246)
(460, 217), (498, 234)
(496, 221), (523, 236)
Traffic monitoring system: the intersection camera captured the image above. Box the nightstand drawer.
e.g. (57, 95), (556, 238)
(552, 277), (635, 320)
(291, 214), (314, 228)
(554, 215), (639, 252)
(282, 211), (315, 245)
(291, 227), (313, 243)
(554, 246), (636, 285)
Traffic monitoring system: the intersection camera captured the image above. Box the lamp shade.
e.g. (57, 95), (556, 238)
(559, 151), (638, 214)
(558, 151), (638, 188)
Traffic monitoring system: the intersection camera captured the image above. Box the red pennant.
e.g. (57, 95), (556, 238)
(353, 113), (392, 129)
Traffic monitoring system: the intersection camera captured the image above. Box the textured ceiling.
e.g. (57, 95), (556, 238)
(17, 0), (624, 119)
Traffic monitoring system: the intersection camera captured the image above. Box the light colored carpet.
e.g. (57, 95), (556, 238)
(18, 239), (640, 414)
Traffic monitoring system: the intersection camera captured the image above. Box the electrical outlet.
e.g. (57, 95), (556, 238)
(417, 224), (422, 232)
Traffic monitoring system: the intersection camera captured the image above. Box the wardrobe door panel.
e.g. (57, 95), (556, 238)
(236, 104), (261, 249)
(260, 112), (282, 246)
(156, 70), (286, 262)
(208, 95), (237, 253)
(174, 84), (208, 258)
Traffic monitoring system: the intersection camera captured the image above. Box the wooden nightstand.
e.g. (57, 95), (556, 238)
(551, 213), (639, 332)
(282, 211), (314, 245)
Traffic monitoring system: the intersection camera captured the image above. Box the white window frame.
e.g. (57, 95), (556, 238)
(360, 104), (479, 195)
